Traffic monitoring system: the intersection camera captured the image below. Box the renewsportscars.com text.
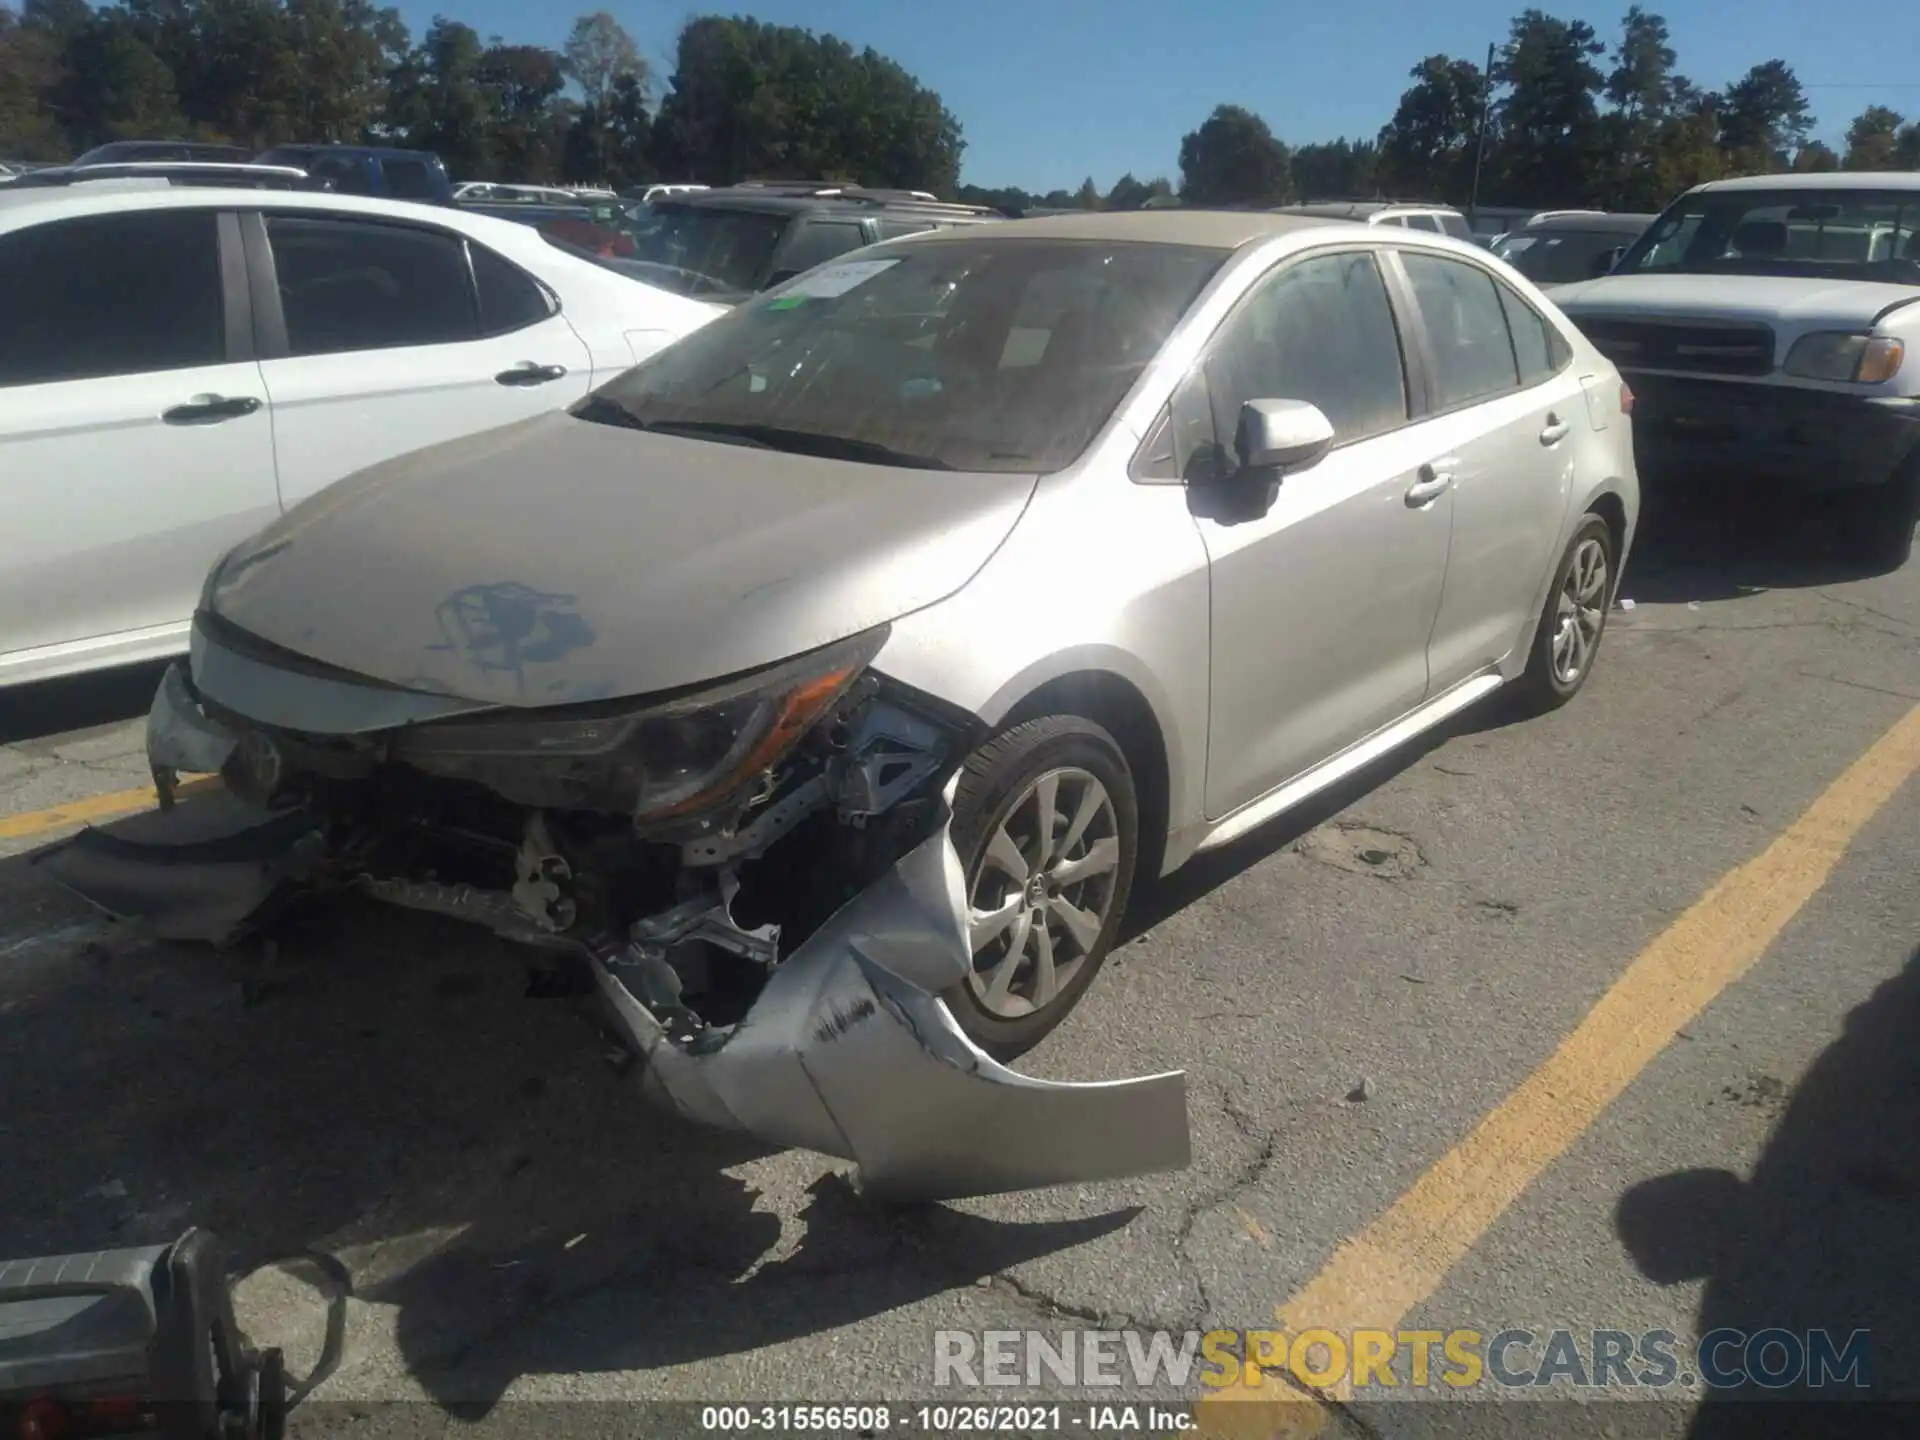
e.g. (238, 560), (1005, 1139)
(933, 1327), (1873, 1392)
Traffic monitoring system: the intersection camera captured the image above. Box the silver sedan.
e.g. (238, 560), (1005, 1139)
(49, 210), (1639, 1198)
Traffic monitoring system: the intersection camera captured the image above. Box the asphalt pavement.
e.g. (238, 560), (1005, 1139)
(2, 491), (1917, 1439)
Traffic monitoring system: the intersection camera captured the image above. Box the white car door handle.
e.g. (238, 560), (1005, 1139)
(162, 394), (262, 425)
(1539, 413), (1571, 445)
(1406, 462), (1455, 507)
(496, 362), (569, 387)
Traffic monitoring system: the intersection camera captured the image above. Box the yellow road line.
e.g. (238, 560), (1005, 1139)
(0, 776), (219, 843)
(1199, 700), (1920, 1437)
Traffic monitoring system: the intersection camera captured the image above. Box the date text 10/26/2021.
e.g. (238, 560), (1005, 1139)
(700, 1404), (1197, 1433)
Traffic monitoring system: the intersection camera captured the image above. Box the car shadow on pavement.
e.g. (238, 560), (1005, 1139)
(0, 882), (1137, 1412)
(1621, 486), (1906, 607)
(1122, 698), (1517, 941)
(0, 658), (170, 746)
(1614, 943), (1920, 1433)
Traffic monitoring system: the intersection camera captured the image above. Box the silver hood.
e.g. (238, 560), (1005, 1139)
(1552, 272), (1920, 330)
(207, 410), (1038, 707)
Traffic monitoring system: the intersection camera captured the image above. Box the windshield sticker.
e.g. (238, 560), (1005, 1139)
(776, 257), (902, 300)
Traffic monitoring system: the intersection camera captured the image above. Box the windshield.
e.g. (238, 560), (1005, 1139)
(576, 237), (1225, 473)
(622, 204), (790, 296)
(1494, 227), (1641, 284)
(1617, 189), (1920, 284)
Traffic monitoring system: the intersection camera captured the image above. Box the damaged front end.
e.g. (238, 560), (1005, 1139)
(40, 620), (1188, 1202)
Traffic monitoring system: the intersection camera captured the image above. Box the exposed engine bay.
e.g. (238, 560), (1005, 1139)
(39, 624), (1190, 1202)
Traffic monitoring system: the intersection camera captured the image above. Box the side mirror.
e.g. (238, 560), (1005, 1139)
(1236, 398), (1335, 475)
(1592, 246), (1626, 277)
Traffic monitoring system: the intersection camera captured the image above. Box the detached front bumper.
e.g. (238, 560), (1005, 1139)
(42, 668), (1191, 1202)
(1626, 375), (1920, 492)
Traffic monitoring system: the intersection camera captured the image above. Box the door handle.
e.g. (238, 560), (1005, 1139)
(495, 363), (569, 386)
(1405, 461), (1455, 508)
(162, 394), (262, 425)
(1539, 413), (1571, 445)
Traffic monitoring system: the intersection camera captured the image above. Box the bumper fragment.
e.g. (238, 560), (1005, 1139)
(33, 791), (326, 943)
(597, 816), (1191, 1200)
(147, 661), (238, 781)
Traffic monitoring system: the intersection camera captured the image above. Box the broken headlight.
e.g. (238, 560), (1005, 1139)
(388, 626), (889, 818)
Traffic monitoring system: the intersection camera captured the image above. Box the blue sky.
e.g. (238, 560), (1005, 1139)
(395, 0), (1920, 189)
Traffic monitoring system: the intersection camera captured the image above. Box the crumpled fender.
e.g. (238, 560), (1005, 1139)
(593, 813), (1191, 1201)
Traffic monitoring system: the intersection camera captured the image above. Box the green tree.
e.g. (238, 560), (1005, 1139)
(1843, 105), (1906, 170)
(477, 40), (567, 180)
(561, 10), (641, 183)
(280, 0), (408, 143)
(1717, 59), (1811, 171)
(1291, 137), (1379, 199)
(1177, 103), (1291, 206)
(561, 10), (640, 113)
(1103, 172), (1173, 209)
(1375, 56), (1485, 202)
(651, 17), (963, 192)
(1492, 10), (1607, 208)
(1790, 139), (1838, 172)
(49, 8), (190, 147)
(0, 5), (67, 156)
(384, 15), (491, 176)
(1647, 79), (1726, 199)
(1075, 174), (1099, 208)
(1597, 6), (1677, 208)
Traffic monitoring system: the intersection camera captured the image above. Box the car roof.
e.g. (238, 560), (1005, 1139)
(1690, 171), (1920, 195)
(1278, 201), (1461, 220)
(1520, 211), (1656, 233)
(896, 207), (1347, 251)
(655, 185), (1001, 221)
(0, 183), (522, 237)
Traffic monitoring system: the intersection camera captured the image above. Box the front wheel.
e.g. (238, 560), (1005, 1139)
(1509, 513), (1616, 716)
(945, 715), (1139, 1062)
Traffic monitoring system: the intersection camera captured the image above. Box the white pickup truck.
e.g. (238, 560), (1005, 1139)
(1550, 172), (1920, 568)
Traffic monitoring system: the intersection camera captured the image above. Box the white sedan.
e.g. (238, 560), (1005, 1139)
(0, 183), (723, 687)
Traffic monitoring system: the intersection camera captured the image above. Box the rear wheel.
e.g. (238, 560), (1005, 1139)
(1509, 513), (1616, 716)
(946, 715), (1139, 1061)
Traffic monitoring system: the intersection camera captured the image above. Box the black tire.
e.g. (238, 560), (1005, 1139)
(1509, 512), (1616, 717)
(945, 714), (1139, 1061)
(1842, 456), (1920, 572)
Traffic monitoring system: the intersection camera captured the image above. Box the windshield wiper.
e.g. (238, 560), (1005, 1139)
(635, 421), (955, 470)
(572, 395), (649, 431)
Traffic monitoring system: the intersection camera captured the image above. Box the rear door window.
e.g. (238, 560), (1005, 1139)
(0, 210), (226, 386)
(1406, 214), (1443, 232)
(471, 244), (557, 335)
(776, 219), (872, 277)
(266, 215), (477, 356)
(1438, 213), (1474, 241)
(1400, 252), (1521, 408)
(381, 158), (440, 200)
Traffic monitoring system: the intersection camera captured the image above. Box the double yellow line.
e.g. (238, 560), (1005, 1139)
(1200, 700), (1920, 1437)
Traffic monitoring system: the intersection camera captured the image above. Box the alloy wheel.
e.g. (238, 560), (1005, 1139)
(1551, 536), (1609, 687)
(965, 766), (1121, 1019)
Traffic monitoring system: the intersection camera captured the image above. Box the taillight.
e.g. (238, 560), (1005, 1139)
(1619, 382), (1635, 416)
(17, 1398), (68, 1440)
